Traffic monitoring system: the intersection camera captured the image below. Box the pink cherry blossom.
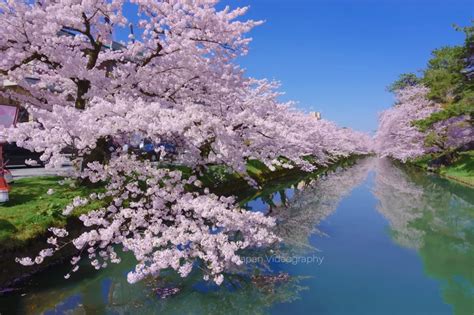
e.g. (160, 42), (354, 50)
(374, 86), (440, 162)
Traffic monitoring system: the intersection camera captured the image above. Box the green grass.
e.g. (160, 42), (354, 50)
(439, 150), (474, 187)
(0, 176), (104, 249)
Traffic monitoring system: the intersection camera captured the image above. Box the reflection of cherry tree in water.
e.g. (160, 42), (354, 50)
(104, 273), (306, 315)
(15, 252), (306, 315)
(373, 158), (427, 249)
(373, 159), (474, 314)
(271, 158), (373, 256)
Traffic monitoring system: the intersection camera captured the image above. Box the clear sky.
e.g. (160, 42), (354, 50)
(220, 0), (473, 133)
(120, 0), (473, 133)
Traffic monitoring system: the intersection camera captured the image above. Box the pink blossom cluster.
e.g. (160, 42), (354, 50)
(17, 155), (279, 284)
(429, 115), (474, 153)
(1, 0), (371, 285)
(2, 85), (371, 173)
(374, 86), (441, 162)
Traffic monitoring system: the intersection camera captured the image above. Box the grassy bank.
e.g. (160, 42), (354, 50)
(412, 150), (474, 187)
(0, 177), (105, 250)
(438, 151), (474, 187)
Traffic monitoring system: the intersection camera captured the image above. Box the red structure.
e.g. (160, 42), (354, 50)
(0, 104), (19, 201)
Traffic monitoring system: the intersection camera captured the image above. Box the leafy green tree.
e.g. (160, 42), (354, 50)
(422, 45), (466, 104)
(388, 73), (422, 93)
(415, 23), (474, 128)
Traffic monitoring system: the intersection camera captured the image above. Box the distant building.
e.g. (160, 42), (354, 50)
(309, 111), (322, 120)
(1, 80), (33, 123)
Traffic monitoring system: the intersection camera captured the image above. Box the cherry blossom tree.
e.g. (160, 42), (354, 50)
(375, 84), (473, 163)
(374, 85), (440, 162)
(425, 114), (474, 155)
(1, 0), (370, 285)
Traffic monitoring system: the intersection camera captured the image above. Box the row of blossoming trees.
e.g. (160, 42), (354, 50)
(0, 1), (371, 285)
(374, 23), (473, 163)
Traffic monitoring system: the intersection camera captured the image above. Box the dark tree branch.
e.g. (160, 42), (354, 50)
(0, 52), (61, 75)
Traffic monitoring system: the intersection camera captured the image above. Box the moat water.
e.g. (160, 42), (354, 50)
(1, 158), (473, 315)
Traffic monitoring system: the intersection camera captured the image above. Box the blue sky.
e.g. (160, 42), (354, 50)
(121, 0), (472, 133)
(222, 0), (473, 133)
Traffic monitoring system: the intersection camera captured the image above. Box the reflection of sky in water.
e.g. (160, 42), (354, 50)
(246, 187), (295, 213)
(44, 294), (81, 315)
(246, 197), (268, 212)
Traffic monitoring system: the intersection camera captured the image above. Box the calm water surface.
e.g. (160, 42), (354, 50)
(1, 158), (473, 315)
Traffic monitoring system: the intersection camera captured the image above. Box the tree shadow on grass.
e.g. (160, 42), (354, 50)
(4, 190), (42, 206)
(0, 219), (17, 234)
(0, 219), (18, 244)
